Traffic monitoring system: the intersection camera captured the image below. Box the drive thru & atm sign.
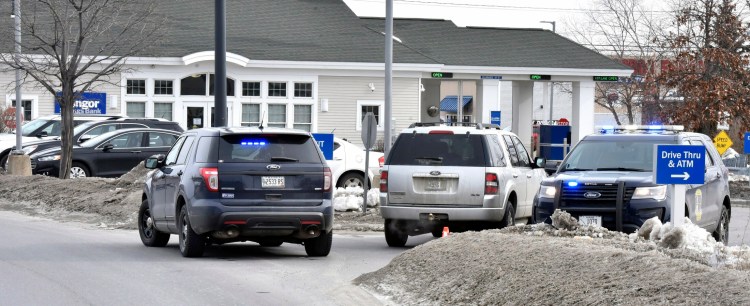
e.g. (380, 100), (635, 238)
(654, 145), (705, 185)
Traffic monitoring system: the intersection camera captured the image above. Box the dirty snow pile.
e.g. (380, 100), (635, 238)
(729, 172), (750, 182)
(355, 210), (750, 305)
(333, 187), (379, 212)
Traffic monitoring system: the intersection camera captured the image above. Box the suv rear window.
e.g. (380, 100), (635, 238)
(388, 133), (487, 166)
(561, 140), (668, 172)
(218, 134), (322, 163)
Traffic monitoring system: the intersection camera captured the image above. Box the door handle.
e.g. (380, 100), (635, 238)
(526, 173), (532, 178)
(715, 173), (721, 179)
(177, 170), (183, 176)
(512, 173), (519, 178)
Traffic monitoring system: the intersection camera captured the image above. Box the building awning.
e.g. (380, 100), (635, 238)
(439, 96), (473, 113)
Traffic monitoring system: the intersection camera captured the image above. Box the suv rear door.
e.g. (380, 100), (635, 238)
(386, 133), (486, 206)
(216, 134), (327, 206)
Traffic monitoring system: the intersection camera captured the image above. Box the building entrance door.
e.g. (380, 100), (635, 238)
(186, 106), (204, 130)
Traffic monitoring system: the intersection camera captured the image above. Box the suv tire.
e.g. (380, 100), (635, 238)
(138, 200), (170, 247)
(500, 203), (515, 228)
(713, 205), (729, 244)
(178, 205), (206, 257)
(304, 230), (332, 257)
(384, 219), (408, 247)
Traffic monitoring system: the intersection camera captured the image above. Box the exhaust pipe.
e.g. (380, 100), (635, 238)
(212, 225), (240, 239)
(304, 225), (320, 237)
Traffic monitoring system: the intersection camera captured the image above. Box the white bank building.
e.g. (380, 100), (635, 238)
(0, 0), (632, 150)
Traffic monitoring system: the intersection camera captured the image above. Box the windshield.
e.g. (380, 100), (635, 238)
(20, 118), (55, 136)
(560, 140), (666, 172)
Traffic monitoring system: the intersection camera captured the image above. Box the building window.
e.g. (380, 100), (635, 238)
(293, 105), (312, 131)
(268, 82), (287, 97)
(268, 104), (286, 128)
(356, 100), (384, 131)
(180, 74), (207, 96)
(294, 83), (313, 98)
(241, 104), (261, 126)
(126, 102), (146, 117)
(208, 75), (235, 96)
(11, 99), (32, 121)
(242, 81), (261, 97)
(126, 79), (146, 95)
(154, 102), (173, 120)
(154, 80), (173, 95)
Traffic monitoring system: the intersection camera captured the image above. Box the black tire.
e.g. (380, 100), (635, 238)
(178, 205), (205, 257)
(304, 230), (332, 257)
(712, 205), (730, 244)
(70, 162), (90, 178)
(259, 241), (283, 247)
(0, 152), (8, 170)
(500, 204), (516, 229)
(338, 172), (365, 189)
(138, 200), (170, 247)
(384, 219), (408, 247)
(431, 226), (444, 238)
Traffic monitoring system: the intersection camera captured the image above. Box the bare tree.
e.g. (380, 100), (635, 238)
(0, 0), (165, 178)
(566, 0), (671, 125)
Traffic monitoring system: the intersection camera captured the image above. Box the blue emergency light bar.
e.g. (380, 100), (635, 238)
(240, 139), (267, 146)
(596, 125), (684, 134)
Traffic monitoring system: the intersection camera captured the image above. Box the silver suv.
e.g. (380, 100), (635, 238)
(379, 122), (547, 246)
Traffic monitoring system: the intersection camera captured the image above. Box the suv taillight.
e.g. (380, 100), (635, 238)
(200, 167), (219, 192)
(324, 167), (332, 192)
(378, 156), (385, 167)
(380, 170), (388, 192)
(485, 173), (498, 194)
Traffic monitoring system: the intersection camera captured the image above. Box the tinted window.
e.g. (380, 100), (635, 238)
(511, 136), (531, 167)
(148, 132), (178, 147)
(195, 137), (219, 163)
(388, 134), (487, 166)
(561, 140), (663, 172)
(81, 124), (117, 139)
(107, 132), (144, 148)
(485, 135), (506, 167)
(177, 136), (196, 164)
(165, 136), (186, 166)
(218, 134), (322, 163)
(503, 135), (520, 166)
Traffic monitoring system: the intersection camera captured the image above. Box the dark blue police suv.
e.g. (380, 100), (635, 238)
(533, 125), (731, 244)
(138, 127), (333, 257)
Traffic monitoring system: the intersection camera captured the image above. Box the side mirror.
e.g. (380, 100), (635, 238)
(544, 161), (561, 175)
(145, 154), (166, 169)
(79, 135), (93, 143)
(102, 143), (114, 151)
(533, 157), (546, 169)
(36, 131), (48, 138)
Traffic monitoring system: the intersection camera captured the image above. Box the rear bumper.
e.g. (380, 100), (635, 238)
(188, 199), (333, 236)
(379, 192), (505, 221)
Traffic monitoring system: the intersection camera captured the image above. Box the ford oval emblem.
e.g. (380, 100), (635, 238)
(430, 171), (441, 176)
(583, 191), (601, 199)
(267, 164), (281, 171)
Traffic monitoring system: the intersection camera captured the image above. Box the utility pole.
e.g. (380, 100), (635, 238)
(214, 0), (227, 127)
(12, 0), (22, 153)
(540, 21), (556, 122)
(384, 0), (393, 156)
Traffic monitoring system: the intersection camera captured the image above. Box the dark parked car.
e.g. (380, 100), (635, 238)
(533, 125), (731, 244)
(30, 128), (181, 178)
(138, 127), (333, 258)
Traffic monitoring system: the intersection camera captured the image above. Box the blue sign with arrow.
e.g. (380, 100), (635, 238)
(654, 145), (705, 185)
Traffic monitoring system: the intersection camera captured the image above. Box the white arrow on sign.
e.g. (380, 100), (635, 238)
(670, 172), (690, 180)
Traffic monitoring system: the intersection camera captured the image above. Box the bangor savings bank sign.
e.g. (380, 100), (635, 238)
(54, 92), (107, 115)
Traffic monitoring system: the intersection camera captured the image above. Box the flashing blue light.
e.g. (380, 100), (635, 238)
(567, 181), (579, 187)
(647, 125), (663, 130)
(240, 139), (267, 146)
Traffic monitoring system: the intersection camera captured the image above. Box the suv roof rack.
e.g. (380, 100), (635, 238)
(597, 125), (684, 134)
(408, 122), (502, 130)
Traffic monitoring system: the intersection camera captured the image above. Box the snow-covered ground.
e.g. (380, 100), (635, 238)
(333, 187), (379, 212)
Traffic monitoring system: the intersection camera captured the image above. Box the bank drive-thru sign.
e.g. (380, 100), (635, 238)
(654, 144), (705, 226)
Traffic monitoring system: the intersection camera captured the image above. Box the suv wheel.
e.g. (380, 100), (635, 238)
(500, 204), (515, 228)
(178, 205), (205, 257)
(339, 172), (365, 188)
(713, 205), (729, 244)
(138, 200), (170, 247)
(384, 219), (408, 247)
(304, 230), (332, 257)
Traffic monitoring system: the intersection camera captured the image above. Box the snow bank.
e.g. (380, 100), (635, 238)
(332, 187), (379, 212)
(729, 173), (749, 182)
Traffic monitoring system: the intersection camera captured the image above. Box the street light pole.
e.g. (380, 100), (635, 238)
(540, 21), (556, 122)
(384, 0), (393, 156)
(12, 0), (22, 154)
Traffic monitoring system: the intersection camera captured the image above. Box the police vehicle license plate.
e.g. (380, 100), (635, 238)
(425, 178), (445, 191)
(262, 176), (285, 188)
(579, 215), (601, 227)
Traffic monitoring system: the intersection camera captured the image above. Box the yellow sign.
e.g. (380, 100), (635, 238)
(713, 130), (733, 155)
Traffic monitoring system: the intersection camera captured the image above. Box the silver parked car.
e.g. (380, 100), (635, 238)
(379, 122), (547, 247)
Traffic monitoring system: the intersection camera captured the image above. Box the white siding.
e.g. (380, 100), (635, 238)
(318, 76), (420, 148)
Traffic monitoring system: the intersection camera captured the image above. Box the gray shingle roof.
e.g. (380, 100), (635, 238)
(1, 0), (630, 70)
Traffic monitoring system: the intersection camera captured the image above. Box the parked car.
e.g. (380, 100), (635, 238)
(533, 125), (731, 244)
(0, 114), (124, 169)
(379, 122), (547, 247)
(30, 128), (181, 178)
(329, 137), (384, 189)
(138, 127), (333, 257)
(7, 118), (183, 169)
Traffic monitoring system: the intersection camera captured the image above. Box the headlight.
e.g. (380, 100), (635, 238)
(539, 185), (557, 199)
(22, 145), (38, 154)
(38, 155), (61, 162)
(632, 186), (666, 200)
